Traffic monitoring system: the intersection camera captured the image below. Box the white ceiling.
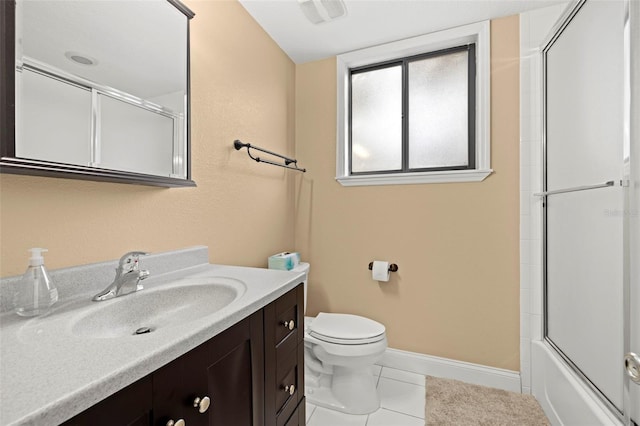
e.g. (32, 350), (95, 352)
(238, 0), (568, 64)
(20, 0), (187, 100)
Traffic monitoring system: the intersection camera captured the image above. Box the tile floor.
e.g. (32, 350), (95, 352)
(306, 365), (426, 426)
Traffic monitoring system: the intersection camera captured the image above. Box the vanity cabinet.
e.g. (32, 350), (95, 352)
(61, 375), (153, 426)
(264, 284), (305, 426)
(152, 310), (264, 426)
(62, 284), (304, 426)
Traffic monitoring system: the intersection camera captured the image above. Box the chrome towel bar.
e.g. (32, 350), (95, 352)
(534, 180), (623, 197)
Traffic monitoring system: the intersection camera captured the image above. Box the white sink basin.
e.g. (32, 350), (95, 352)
(70, 277), (246, 338)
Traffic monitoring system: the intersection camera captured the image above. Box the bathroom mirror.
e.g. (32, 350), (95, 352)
(0, 0), (196, 187)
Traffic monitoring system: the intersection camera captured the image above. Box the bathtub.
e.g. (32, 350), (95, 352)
(531, 341), (622, 426)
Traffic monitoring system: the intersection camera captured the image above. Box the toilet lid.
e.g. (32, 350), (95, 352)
(309, 313), (385, 344)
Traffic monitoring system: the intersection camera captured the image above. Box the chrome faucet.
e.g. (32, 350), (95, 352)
(92, 251), (150, 301)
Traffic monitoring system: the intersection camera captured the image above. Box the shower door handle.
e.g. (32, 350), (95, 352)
(624, 353), (640, 384)
(533, 180), (619, 197)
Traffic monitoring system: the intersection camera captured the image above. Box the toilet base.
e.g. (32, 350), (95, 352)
(305, 365), (380, 415)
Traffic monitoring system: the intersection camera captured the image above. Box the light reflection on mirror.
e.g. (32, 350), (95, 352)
(15, 0), (189, 179)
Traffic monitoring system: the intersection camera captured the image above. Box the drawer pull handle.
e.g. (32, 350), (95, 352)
(282, 320), (295, 330)
(193, 396), (211, 413)
(166, 419), (185, 426)
(284, 384), (295, 395)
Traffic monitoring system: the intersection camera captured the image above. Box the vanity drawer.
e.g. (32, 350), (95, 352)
(284, 397), (306, 426)
(274, 290), (300, 345)
(275, 346), (299, 414)
(274, 339), (304, 425)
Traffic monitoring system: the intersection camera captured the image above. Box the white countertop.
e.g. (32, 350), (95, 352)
(0, 263), (304, 426)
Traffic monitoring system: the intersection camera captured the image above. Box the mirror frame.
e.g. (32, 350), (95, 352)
(0, 0), (196, 188)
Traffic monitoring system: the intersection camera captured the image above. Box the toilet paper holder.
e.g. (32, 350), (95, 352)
(368, 262), (398, 272)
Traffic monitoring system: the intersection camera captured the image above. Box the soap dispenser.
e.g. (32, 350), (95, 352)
(14, 248), (58, 317)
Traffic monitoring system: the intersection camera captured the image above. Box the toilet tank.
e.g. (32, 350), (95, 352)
(292, 262), (310, 313)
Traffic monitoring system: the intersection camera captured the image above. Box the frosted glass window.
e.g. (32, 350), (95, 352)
(99, 95), (174, 176)
(408, 51), (469, 169)
(348, 45), (474, 176)
(351, 65), (402, 173)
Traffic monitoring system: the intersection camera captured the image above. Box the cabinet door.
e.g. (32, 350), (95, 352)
(61, 375), (152, 426)
(207, 310), (264, 426)
(153, 341), (209, 426)
(152, 311), (264, 426)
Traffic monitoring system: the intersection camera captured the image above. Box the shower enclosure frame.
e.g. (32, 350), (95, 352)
(538, 0), (635, 424)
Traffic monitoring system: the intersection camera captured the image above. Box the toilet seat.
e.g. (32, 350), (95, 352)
(309, 313), (386, 345)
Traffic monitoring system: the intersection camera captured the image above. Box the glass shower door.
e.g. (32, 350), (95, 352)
(543, 0), (632, 421)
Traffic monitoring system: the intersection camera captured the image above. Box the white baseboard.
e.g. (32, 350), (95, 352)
(379, 348), (522, 393)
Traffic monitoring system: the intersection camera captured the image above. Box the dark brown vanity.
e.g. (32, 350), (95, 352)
(61, 284), (305, 426)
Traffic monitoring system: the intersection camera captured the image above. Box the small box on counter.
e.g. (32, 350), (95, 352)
(268, 252), (300, 271)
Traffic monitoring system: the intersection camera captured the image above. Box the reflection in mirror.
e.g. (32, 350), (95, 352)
(1, 0), (195, 187)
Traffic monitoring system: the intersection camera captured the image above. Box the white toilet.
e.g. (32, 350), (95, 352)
(293, 263), (388, 415)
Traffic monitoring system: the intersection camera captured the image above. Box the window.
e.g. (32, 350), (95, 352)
(350, 45), (475, 174)
(336, 21), (492, 186)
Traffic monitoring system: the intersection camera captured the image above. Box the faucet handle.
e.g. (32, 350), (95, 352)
(118, 251), (149, 271)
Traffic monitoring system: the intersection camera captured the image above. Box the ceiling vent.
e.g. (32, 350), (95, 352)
(298, 0), (347, 24)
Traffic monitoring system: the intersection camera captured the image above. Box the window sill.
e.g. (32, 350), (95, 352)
(336, 169), (493, 186)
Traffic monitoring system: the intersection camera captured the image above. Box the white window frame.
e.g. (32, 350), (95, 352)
(336, 21), (492, 186)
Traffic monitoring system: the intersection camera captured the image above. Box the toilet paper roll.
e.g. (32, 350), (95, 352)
(372, 260), (390, 282)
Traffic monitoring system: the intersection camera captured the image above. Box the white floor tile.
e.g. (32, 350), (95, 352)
(377, 377), (426, 419)
(307, 406), (368, 426)
(366, 408), (425, 426)
(380, 367), (426, 387)
(306, 402), (317, 423)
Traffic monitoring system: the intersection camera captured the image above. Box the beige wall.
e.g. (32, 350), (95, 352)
(0, 0), (296, 277)
(2, 4), (520, 372)
(294, 16), (520, 371)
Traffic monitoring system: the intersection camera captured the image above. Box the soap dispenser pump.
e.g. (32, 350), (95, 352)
(14, 248), (58, 317)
